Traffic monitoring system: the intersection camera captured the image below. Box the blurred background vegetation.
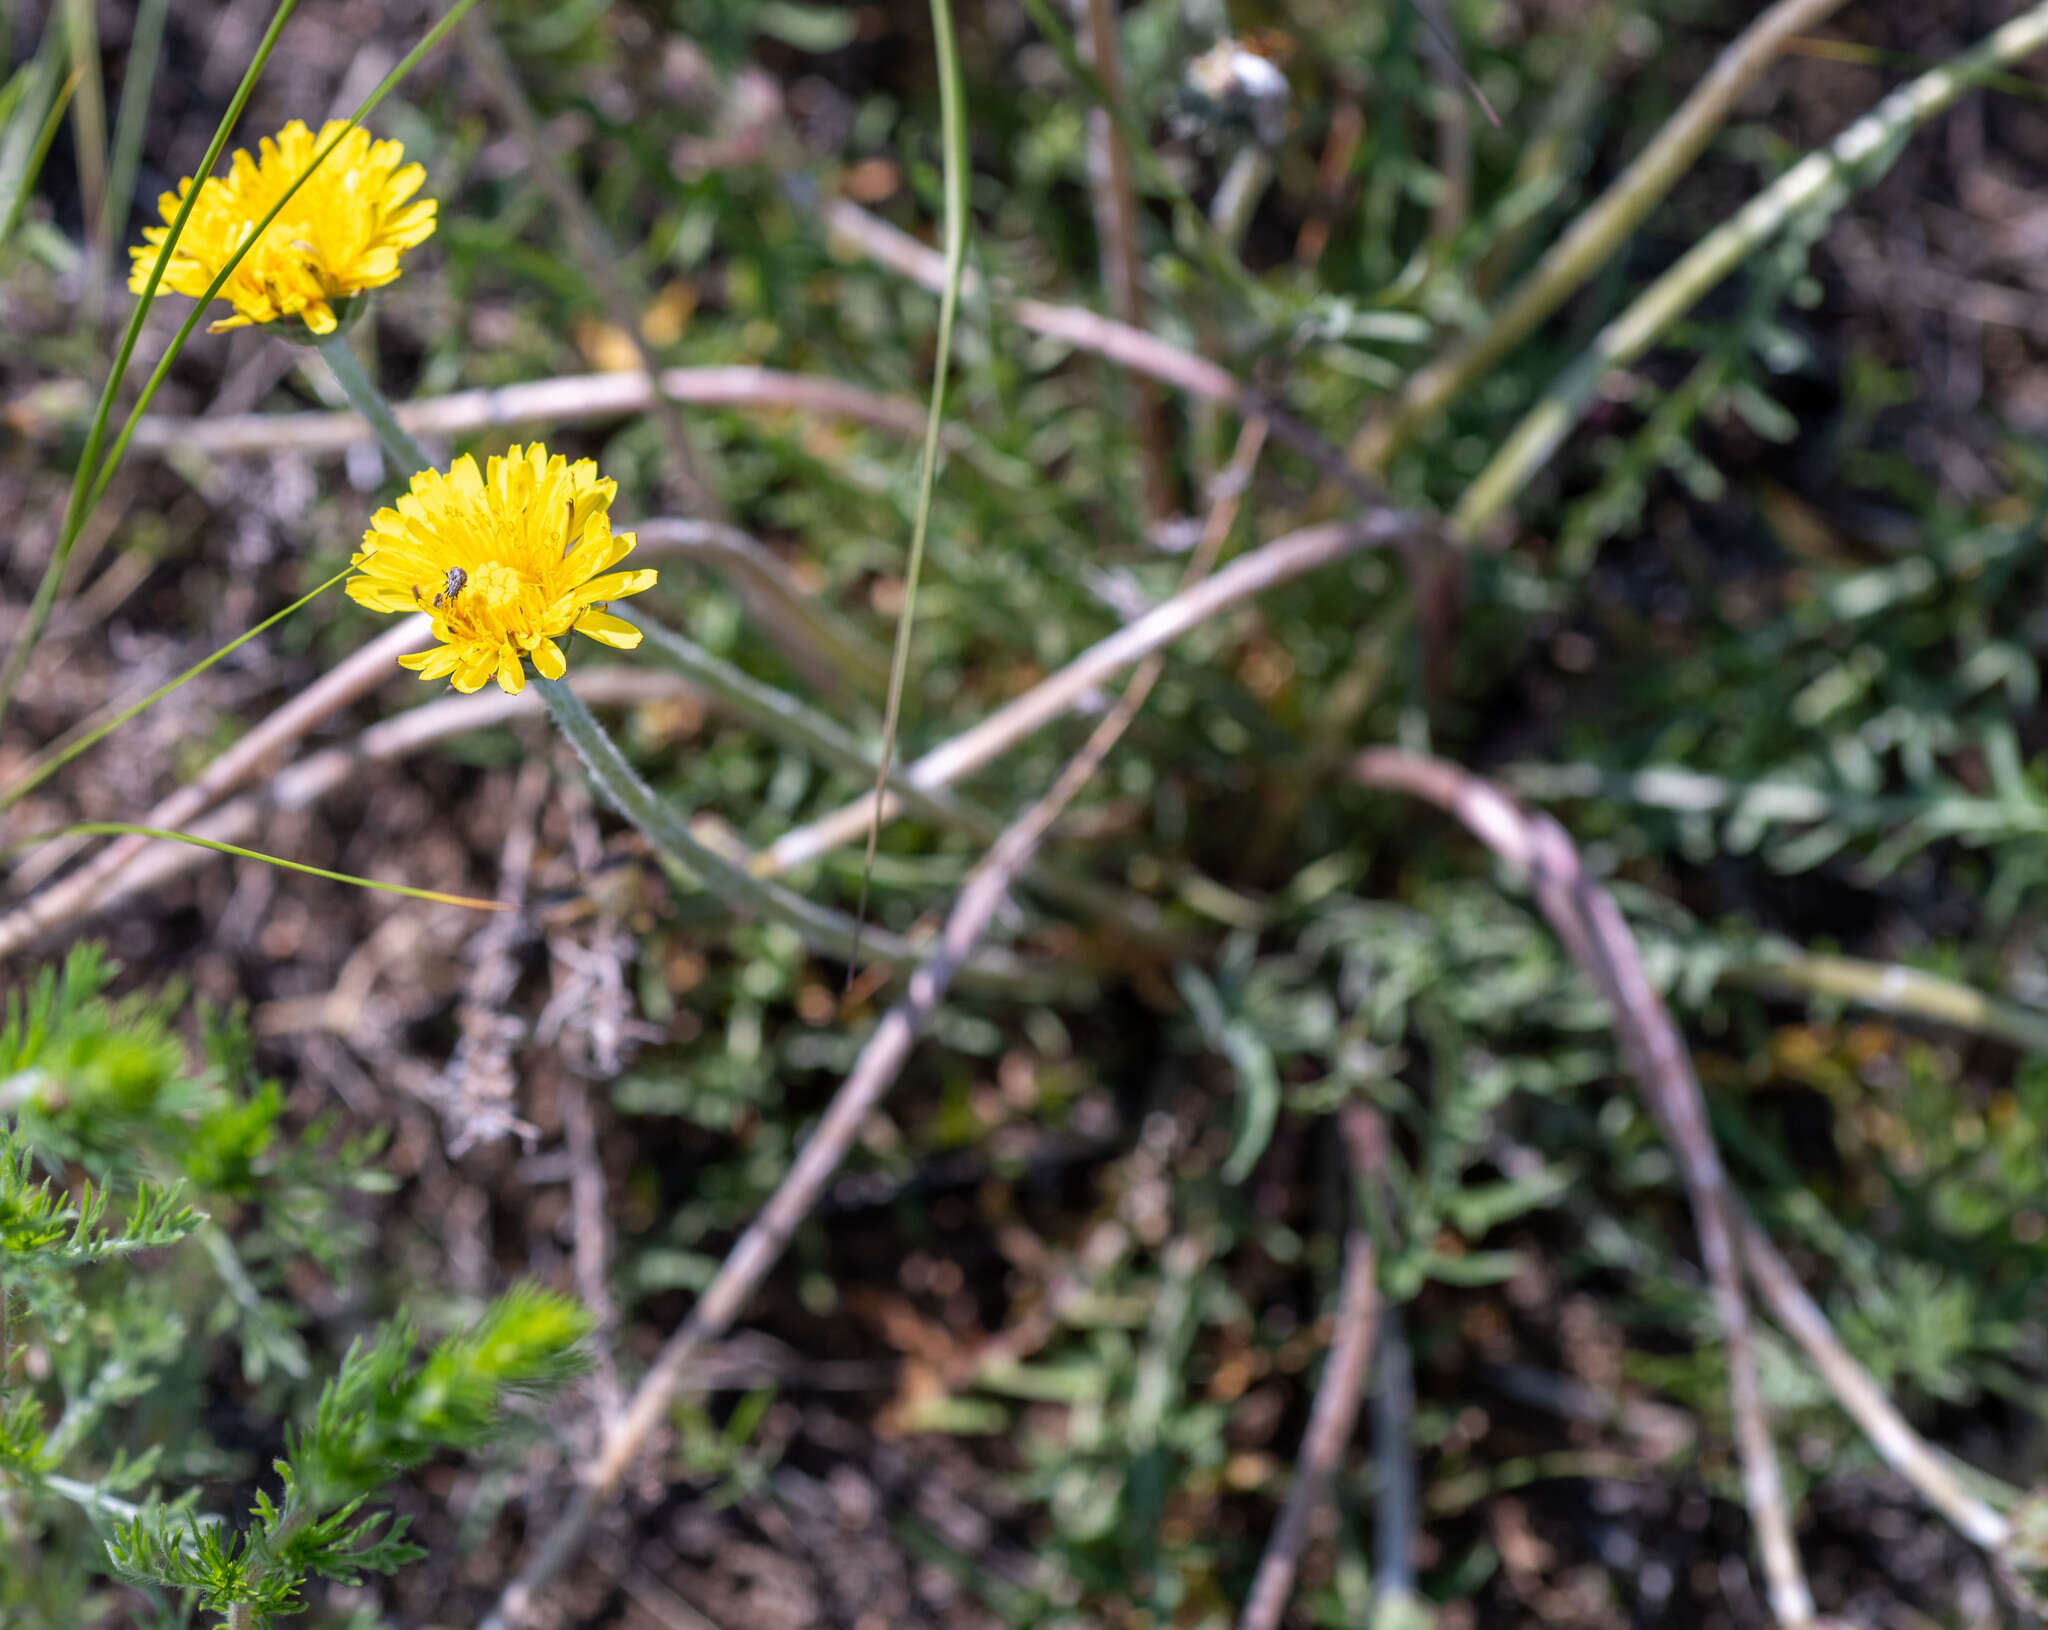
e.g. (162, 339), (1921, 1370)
(6, 0), (2048, 1624)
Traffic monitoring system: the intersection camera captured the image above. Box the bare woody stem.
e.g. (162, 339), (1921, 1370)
(1236, 1102), (1384, 1630)
(1352, 749), (1816, 1625)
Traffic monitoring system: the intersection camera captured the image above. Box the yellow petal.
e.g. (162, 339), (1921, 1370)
(531, 638), (567, 680)
(577, 568), (659, 604)
(574, 610), (643, 649)
(399, 644), (461, 679)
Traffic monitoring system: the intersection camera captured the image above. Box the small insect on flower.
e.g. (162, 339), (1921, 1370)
(129, 120), (436, 336)
(347, 444), (658, 696)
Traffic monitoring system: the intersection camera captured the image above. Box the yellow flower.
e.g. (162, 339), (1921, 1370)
(346, 444), (658, 695)
(129, 119), (435, 335)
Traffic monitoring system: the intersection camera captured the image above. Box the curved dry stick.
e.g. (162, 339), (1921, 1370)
(820, 197), (1393, 512)
(1734, 1208), (2012, 1551)
(757, 511), (1414, 878)
(1237, 1102), (1383, 1630)
(0, 614), (432, 958)
(0, 521), (870, 957)
(125, 365), (934, 457)
(1351, 749), (1815, 1626)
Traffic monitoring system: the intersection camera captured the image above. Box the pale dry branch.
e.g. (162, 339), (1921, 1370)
(1237, 1101), (1384, 1630)
(0, 670), (690, 949)
(759, 507), (1410, 878)
(820, 195), (1392, 509)
(126, 365), (932, 457)
(0, 614), (433, 958)
(1735, 1208), (2013, 1551)
(1351, 749), (1815, 1626)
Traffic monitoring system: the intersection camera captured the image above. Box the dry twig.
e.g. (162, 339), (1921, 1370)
(758, 506), (1411, 877)
(1074, 0), (1172, 522)
(820, 196), (1394, 511)
(1237, 1101), (1384, 1630)
(0, 671), (689, 950)
(126, 365), (933, 456)
(1352, 749), (1816, 1625)
(1734, 1210), (2012, 1551)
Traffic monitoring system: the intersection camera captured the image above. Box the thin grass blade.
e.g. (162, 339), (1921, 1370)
(850, 0), (970, 976)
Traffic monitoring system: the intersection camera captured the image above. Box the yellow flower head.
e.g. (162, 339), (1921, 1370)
(346, 444), (658, 695)
(129, 119), (435, 335)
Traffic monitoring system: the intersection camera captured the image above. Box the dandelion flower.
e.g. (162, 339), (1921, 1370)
(347, 444), (658, 696)
(129, 120), (435, 336)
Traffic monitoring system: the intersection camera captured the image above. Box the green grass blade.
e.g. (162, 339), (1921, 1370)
(81, 0), (486, 518)
(0, 0), (482, 738)
(3, 825), (509, 913)
(0, 41), (82, 251)
(99, 0), (171, 253)
(850, 0), (971, 975)
(0, 570), (351, 815)
(0, 0), (303, 735)
(60, 0), (106, 270)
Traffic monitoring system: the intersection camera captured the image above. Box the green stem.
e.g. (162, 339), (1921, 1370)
(1454, 0), (2048, 540)
(318, 329), (432, 474)
(536, 677), (1055, 997)
(854, 0), (970, 971)
(1355, 0), (1849, 474)
(1723, 953), (2048, 1057)
(634, 618), (1169, 943)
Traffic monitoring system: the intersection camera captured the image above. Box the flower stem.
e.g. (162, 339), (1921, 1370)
(317, 329), (432, 475)
(536, 676), (1055, 996)
(312, 323), (1049, 995)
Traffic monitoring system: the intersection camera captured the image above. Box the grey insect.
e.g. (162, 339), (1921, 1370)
(431, 566), (467, 609)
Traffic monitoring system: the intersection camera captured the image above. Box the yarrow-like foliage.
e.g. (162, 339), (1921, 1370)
(346, 443), (658, 695)
(128, 119), (436, 335)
